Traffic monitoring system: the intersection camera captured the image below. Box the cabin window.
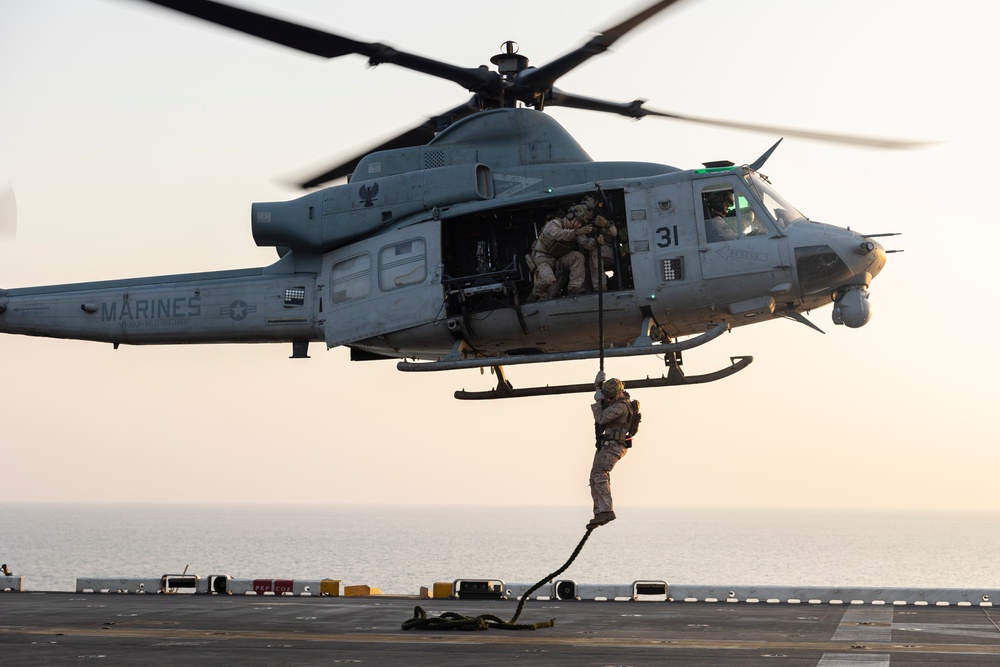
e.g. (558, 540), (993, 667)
(331, 254), (372, 304)
(379, 238), (427, 291)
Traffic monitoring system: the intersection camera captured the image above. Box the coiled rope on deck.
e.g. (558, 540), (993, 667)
(401, 525), (595, 631)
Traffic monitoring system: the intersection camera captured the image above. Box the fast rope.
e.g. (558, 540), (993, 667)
(401, 526), (596, 631)
(594, 192), (609, 451)
(597, 237), (605, 373)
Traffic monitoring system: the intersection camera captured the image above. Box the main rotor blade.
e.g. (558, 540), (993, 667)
(139, 0), (498, 93)
(297, 98), (481, 188)
(546, 89), (934, 149)
(546, 89), (652, 118)
(514, 0), (684, 98)
(641, 107), (935, 149)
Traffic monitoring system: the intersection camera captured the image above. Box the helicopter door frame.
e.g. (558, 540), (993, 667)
(321, 220), (442, 348)
(625, 181), (697, 296)
(693, 179), (790, 281)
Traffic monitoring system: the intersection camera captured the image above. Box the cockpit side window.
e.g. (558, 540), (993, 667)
(702, 186), (769, 243)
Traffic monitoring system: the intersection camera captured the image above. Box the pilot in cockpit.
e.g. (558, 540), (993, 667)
(704, 190), (737, 243)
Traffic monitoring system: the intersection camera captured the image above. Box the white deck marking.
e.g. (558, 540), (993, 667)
(817, 655), (891, 666)
(832, 607), (894, 642)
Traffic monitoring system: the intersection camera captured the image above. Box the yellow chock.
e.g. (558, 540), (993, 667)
(432, 581), (454, 599)
(343, 584), (383, 597)
(319, 579), (340, 597)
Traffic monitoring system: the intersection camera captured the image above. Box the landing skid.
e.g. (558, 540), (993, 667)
(453, 356), (753, 400)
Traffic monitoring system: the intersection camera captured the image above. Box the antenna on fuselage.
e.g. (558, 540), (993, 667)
(749, 139), (783, 172)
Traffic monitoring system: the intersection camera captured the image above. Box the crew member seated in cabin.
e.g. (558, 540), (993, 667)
(703, 190), (738, 243)
(528, 209), (593, 301)
(1, 563), (11, 576)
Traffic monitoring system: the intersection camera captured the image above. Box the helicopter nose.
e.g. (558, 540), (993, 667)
(845, 236), (886, 279)
(830, 236), (884, 329)
(869, 241), (887, 279)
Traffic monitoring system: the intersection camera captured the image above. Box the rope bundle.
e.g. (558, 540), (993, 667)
(401, 526), (595, 631)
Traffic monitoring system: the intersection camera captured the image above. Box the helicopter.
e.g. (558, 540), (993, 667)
(0, 0), (916, 400)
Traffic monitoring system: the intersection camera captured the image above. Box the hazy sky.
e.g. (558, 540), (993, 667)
(1, 0), (996, 509)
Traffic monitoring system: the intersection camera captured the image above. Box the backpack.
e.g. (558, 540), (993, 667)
(627, 399), (642, 437)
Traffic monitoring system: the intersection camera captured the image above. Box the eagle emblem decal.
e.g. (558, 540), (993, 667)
(358, 182), (379, 208)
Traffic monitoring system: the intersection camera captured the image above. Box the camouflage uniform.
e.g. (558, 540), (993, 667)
(576, 215), (618, 292)
(590, 390), (631, 517)
(530, 216), (586, 300)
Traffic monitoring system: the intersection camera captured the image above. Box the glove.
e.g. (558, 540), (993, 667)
(593, 215), (608, 228)
(593, 390), (605, 402)
(576, 225), (594, 236)
(594, 370), (606, 387)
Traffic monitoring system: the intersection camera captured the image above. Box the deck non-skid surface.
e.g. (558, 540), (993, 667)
(3, 592), (1000, 665)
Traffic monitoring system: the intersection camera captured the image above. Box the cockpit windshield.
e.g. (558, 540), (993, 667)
(745, 173), (807, 230)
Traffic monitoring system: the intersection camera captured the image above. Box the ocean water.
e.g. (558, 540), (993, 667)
(3, 504), (999, 595)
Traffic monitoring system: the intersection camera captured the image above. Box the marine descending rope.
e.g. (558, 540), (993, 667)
(401, 525), (596, 631)
(403, 194), (615, 632)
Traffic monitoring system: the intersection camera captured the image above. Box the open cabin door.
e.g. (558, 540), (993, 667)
(321, 220), (442, 348)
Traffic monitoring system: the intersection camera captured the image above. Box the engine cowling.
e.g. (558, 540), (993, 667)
(251, 163), (492, 252)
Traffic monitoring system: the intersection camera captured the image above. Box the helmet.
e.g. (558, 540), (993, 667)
(602, 378), (624, 399)
(710, 191), (734, 209)
(570, 205), (589, 220)
(581, 195), (596, 210)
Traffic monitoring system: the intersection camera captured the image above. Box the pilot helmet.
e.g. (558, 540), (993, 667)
(581, 195), (596, 209)
(712, 191), (734, 209)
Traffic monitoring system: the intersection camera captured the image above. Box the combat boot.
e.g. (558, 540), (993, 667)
(586, 511), (616, 529)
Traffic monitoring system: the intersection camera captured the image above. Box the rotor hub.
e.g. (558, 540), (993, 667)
(490, 41), (529, 78)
